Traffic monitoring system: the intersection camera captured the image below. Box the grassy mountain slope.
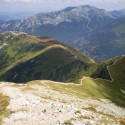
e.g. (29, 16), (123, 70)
(0, 31), (125, 108)
(0, 93), (9, 125)
(0, 31), (95, 83)
(72, 16), (125, 61)
(30, 55), (125, 107)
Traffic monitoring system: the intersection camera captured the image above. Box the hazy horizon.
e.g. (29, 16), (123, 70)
(0, 0), (125, 14)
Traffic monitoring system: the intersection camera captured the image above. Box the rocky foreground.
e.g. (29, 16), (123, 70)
(0, 81), (125, 125)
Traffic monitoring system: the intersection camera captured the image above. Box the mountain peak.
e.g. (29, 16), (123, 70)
(62, 5), (99, 12)
(62, 7), (76, 12)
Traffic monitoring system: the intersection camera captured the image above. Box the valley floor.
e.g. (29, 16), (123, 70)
(0, 81), (125, 125)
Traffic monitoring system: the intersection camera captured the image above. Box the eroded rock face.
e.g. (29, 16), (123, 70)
(0, 81), (125, 125)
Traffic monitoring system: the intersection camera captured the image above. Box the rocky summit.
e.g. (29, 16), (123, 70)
(0, 81), (125, 125)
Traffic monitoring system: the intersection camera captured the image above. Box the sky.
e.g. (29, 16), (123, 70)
(0, 0), (125, 14)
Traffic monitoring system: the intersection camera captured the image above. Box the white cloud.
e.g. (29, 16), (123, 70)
(1, 0), (40, 3)
(1, 0), (125, 4)
(1, 0), (125, 3)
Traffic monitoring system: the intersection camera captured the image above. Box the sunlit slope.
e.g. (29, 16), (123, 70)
(31, 56), (125, 107)
(0, 31), (125, 107)
(0, 31), (95, 83)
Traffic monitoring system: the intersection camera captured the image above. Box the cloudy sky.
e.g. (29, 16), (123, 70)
(0, 0), (125, 14)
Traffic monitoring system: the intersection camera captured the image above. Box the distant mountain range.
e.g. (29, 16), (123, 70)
(110, 9), (125, 18)
(0, 5), (120, 41)
(72, 16), (125, 61)
(0, 15), (12, 22)
(0, 12), (36, 22)
(0, 5), (125, 61)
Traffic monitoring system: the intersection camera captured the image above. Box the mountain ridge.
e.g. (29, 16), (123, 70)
(0, 31), (124, 84)
(0, 31), (95, 83)
(0, 5), (117, 42)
